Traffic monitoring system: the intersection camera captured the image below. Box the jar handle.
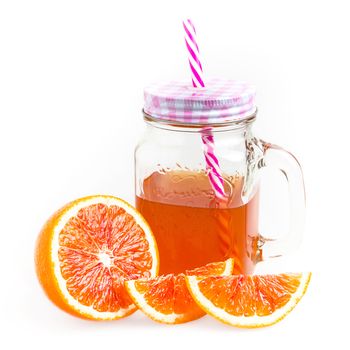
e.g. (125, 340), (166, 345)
(258, 140), (306, 259)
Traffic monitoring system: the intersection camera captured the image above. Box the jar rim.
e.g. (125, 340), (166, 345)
(143, 109), (257, 131)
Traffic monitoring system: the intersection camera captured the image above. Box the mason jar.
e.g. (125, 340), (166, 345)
(135, 79), (305, 275)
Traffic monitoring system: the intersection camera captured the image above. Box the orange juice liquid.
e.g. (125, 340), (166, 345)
(136, 171), (260, 275)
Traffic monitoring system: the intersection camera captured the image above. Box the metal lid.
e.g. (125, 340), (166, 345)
(143, 78), (256, 124)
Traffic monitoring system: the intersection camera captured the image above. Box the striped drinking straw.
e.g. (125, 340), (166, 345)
(182, 19), (226, 200)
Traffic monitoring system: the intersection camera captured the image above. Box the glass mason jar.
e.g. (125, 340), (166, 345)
(135, 79), (305, 275)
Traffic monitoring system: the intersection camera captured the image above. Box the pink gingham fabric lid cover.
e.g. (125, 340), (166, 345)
(143, 78), (256, 124)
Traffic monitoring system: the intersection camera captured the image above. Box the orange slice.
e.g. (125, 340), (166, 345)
(35, 195), (159, 320)
(125, 258), (234, 324)
(186, 272), (311, 328)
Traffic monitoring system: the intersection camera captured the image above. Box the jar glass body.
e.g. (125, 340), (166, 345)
(135, 115), (264, 275)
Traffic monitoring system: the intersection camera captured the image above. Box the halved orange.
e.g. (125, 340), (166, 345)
(35, 195), (159, 320)
(125, 258), (234, 324)
(186, 272), (311, 328)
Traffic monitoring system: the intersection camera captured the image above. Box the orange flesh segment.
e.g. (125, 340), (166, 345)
(197, 274), (302, 317)
(134, 275), (175, 315)
(185, 260), (230, 276)
(133, 274), (199, 316)
(58, 203), (153, 313)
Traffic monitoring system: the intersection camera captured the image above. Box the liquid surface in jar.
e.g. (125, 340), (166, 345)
(136, 170), (260, 275)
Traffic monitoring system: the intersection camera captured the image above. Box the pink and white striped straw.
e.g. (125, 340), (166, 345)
(200, 127), (226, 200)
(182, 19), (205, 88)
(182, 19), (226, 200)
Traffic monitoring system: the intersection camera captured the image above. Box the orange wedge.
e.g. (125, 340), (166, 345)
(35, 195), (159, 320)
(186, 272), (311, 328)
(125, 258), (234, 324)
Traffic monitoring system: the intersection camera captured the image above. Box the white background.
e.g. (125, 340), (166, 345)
(0, 0), (349, 349)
